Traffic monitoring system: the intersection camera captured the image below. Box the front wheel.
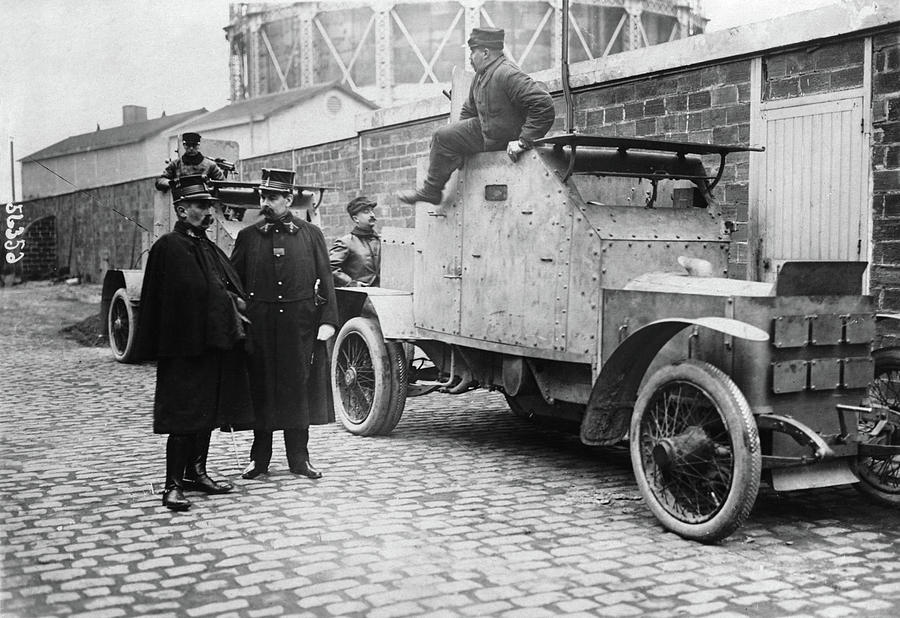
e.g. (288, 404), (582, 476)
(856, 348), (900, 506)
(331, 317), (407, 436)
(630, 360), (761, 543)
(108, 288), (138, 363)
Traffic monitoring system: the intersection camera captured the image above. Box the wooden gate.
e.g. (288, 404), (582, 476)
(751, 91), (870, 283)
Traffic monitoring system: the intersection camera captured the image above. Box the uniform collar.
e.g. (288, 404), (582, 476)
(351, 225), (379, 239)
(476, 54), (505, 79)
(174, 219), (208, 239)
(256, 215), (300, 235)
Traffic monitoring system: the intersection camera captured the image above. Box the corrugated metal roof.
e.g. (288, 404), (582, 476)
(194, 83), (377, 126)
(23, 108), (207, 162)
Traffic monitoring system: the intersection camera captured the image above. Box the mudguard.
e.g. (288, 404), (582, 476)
(101, 269), (144, 303)
(580, 317), (769, 446)
(334, 287), (416, 339)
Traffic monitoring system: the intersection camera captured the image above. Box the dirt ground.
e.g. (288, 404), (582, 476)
(1, 280), (106, 347)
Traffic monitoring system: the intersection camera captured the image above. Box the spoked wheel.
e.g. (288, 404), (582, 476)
(630, 360), (761, 543)
(108, 288), (138, 363)
(856, 348), (900, 506)
(331, 317), (407, 436)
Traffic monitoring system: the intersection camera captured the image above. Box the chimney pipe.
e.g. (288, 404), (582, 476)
(122, 105), (148, 125)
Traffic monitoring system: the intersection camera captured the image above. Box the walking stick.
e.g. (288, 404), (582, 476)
(227, 425), (243, 471)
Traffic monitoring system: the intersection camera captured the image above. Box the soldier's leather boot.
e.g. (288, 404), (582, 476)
(183, 431), (234, 494)
(289, 459), (323, 479)
(397, 188), (442, 205)
(162, 434), (192, 511)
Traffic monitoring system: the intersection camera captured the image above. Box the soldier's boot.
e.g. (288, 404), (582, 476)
(397, 188), (442, 205)
(162, 434), (192, 511)
(183, 431), (234, 494)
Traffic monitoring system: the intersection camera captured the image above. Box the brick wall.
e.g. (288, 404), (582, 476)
(359, 120), (444, 230)
(871, 31), (900, 344)
(21, 215), (57, 279)
(763, 39), (865, 101)
(241, 125), (443, 242)
(22, 178), (155, 282)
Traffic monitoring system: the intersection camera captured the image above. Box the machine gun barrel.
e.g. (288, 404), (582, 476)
(207, 180), (336, 211)
(208, 180), (261, 208)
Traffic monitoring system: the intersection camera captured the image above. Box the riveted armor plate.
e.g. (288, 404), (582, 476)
(809, 358), (841, 390)
(772, 360), (808, 393)
(842, 357), (874, 389)
(773, 315), (808, 348)
(810, 314), (842, 346)
(843, 313), (875, 344)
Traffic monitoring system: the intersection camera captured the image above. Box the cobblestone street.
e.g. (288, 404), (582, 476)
(1, 282), (899, 617)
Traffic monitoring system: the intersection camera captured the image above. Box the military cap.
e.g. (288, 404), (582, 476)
(171, 174), (218, 204)
(347, 196), (377, 216)
(181, 132), (201, 145)
(258, 168), (296, 194)
(467, 27), (505, 50)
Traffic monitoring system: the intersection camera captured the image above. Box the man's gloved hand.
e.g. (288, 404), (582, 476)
(506, 139), (527, 162)
(316, 324), (336, 341)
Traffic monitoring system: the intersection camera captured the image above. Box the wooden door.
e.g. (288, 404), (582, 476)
(752, 93), (869, 282)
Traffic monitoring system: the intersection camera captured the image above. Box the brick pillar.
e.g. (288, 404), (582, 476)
(871, 30), (900, 330)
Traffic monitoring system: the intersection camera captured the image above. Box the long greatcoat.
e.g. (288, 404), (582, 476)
(231, 215), (338, 432)
(137, 220), (254, 434)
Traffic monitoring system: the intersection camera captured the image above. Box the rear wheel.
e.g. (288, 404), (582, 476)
(630, 360), (761, 543)
(108, 288), (138, 363)
(856, 348), (900, 506)
(332, 317), (407, 436)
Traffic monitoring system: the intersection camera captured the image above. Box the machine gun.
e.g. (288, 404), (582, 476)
(207, 179), (331, 222)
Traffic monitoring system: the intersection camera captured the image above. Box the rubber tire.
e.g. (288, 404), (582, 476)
(630, 359), (761, 544)
(855, 347), (900, 506)
(331, 317), (407, 436)
(108, 288), (138, 363)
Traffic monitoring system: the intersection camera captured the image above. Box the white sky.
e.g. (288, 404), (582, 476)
(1, 0), (841, 203)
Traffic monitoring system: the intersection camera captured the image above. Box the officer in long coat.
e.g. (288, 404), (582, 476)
(230, 168), (338, 480)
(137, 175), (254, 511)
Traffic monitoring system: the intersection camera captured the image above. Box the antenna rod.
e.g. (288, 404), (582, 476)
(562, 0), (574, 134)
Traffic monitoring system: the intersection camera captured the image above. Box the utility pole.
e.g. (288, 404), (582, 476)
(9, 138), (15, 202)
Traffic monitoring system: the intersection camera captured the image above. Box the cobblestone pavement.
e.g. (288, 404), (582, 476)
(2, 282), (900, 617)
